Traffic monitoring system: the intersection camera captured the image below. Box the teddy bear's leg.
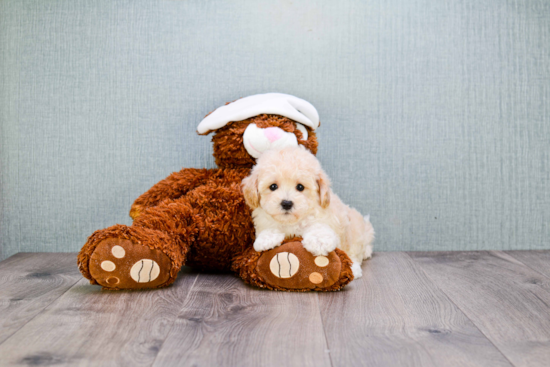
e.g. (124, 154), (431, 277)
(78, 198), (200, 290)
(232, 237), (355, 292)
(78, 224), (185, 290)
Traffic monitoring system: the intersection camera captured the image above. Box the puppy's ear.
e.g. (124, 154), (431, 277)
(242, 172), (260, 210)
(317, 171), (331, 209)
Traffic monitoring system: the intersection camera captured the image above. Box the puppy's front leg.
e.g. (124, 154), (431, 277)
(253, 228), (286, 252)
(302, 223), (340, 256)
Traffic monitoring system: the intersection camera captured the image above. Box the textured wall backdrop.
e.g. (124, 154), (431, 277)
(1, 0), (549, 260)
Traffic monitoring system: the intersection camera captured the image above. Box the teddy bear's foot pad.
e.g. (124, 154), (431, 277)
(256, 241), (352, 291)
(88, 238), (172, 290)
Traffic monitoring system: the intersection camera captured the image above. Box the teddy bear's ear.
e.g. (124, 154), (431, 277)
(317, 170), (331, 209)
(242, 172), (260, 210)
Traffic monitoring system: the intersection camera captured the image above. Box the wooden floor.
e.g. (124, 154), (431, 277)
(1, 251), (550, 367)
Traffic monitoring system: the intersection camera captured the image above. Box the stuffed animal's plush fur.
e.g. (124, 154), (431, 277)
(77, 94), (355, 291)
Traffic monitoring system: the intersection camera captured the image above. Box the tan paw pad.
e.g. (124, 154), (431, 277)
(130, 259), (160, 283)
(111, 245), (126, 258)
(309, 272), (323, 284)
(101, 261), (116, 272)
(270, 252), (300, 278)
(314, 256), (329, 267)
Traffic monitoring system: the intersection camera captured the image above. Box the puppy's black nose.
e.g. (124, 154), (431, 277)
(281, 200), (293, 210)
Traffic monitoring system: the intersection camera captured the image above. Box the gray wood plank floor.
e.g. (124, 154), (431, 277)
(410, 251), (550, 367)
(0, 251), (549, 367)
(318, 253), (512, 367)
(0, 253), (81, 345)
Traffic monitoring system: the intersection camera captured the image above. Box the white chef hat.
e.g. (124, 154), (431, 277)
(197, 93), (320, 135)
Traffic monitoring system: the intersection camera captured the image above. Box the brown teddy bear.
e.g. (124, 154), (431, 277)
(77, 93), (354, 291)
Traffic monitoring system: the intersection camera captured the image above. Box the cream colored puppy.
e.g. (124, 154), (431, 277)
(242, 146), (374, 278)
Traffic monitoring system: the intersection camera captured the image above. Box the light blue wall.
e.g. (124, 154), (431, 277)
(1, 0), (549, 260)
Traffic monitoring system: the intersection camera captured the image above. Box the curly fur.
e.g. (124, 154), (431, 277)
(78, 113), (320, 281)
(242, 146), (375, 279)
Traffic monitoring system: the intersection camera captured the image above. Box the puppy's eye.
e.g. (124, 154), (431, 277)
(269, 184), (278, 191)
(296, 184), (304, 192)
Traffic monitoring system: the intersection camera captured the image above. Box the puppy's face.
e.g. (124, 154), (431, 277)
(242, 147), (331, 224)
(257, 168), (319, 224)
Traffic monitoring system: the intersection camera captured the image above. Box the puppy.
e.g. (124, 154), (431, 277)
(242, 146), (374, 278)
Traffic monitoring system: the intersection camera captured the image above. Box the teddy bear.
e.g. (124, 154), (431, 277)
(77, 93), (354, 292)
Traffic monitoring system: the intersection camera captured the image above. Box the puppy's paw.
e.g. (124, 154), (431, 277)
(302, 227), (340, 256)
(351, 262), (363, 279)
(254, 229), (286, 252)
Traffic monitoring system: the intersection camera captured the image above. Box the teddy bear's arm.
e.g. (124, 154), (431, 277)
(130, 168), (213, 219)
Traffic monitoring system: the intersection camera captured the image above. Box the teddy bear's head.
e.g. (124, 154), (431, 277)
(197, 93), (320, 168)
